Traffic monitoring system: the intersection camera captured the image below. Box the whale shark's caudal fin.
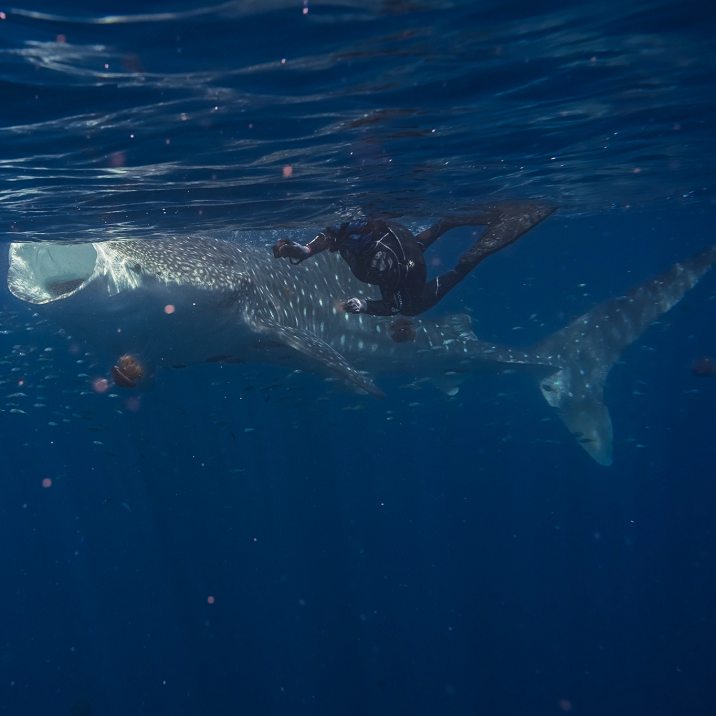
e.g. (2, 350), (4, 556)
(533, 244), (716, 466)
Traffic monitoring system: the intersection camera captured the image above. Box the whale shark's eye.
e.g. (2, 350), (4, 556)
(131, 263), (142, 273)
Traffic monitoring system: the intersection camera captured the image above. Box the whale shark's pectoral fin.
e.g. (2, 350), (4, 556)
(251, 320), (385, 399)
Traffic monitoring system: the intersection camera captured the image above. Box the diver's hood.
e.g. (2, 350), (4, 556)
(8, 242), (101, 305)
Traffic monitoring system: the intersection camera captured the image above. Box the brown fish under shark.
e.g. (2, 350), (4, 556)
(6, 223), (716, 466)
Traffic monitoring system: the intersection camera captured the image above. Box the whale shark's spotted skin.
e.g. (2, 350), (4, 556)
(8, 234), (716, 465)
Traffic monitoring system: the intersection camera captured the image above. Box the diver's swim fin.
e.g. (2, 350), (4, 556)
(250, 319), (385, 398)
(455, 203), (556, 276)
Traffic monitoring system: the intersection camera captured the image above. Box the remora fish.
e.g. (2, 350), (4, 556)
(7, 233), (716, 466)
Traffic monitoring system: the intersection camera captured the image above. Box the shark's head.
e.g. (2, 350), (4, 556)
(8, 242), (99, 305)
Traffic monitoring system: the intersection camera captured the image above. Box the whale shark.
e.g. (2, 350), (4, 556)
(7, 231), (716, 466)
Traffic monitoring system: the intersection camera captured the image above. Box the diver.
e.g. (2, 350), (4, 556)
(272, 204), (555, 316)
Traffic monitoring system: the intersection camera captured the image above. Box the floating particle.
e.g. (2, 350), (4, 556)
(108, 151), (125, 168)
(93, 378), (109, 393)
(691, 356), (716, 377)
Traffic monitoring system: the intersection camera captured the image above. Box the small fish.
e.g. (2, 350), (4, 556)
(10, 409), (27, 415)
(121, 502), (131, 512)
(244, 427), (255, 433)
(93, 440), (104, 445)
(228, 468), (245, 474)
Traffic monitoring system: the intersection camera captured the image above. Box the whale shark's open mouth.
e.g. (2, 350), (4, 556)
(8, 242), (98, 304)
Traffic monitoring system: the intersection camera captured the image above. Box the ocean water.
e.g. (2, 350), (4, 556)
(1, 2), (715, 715)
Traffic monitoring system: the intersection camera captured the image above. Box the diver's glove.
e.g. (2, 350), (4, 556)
(341, 297), (368, 314)
(273, 239), (311, 262)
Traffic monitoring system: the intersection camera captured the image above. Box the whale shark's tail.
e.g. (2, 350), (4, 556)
(529, 244), (716, 465)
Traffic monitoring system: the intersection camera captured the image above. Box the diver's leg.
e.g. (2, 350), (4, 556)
(455, 203), (556, 277)
(414, 219), (462, 251)
(401, 271), (463, 315)
(404, 203), (556, 315)
(414, 203), (554, 257)
(414, 211), (499, 252)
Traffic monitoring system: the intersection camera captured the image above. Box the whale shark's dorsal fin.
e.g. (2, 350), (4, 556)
(533, 244), (716, 466)
(250, 318), (385, 399)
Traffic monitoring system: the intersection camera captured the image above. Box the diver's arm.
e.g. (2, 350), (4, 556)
(304, 231), (333, 257)
(272, 231), (333, 264)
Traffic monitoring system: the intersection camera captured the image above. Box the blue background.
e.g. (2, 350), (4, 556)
(1, 2), (715, 715)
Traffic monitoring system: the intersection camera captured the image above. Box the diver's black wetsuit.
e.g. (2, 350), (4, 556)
(273, 206), (555, 317)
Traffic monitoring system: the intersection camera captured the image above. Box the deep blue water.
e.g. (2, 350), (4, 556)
(1, 2), (716, 715)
